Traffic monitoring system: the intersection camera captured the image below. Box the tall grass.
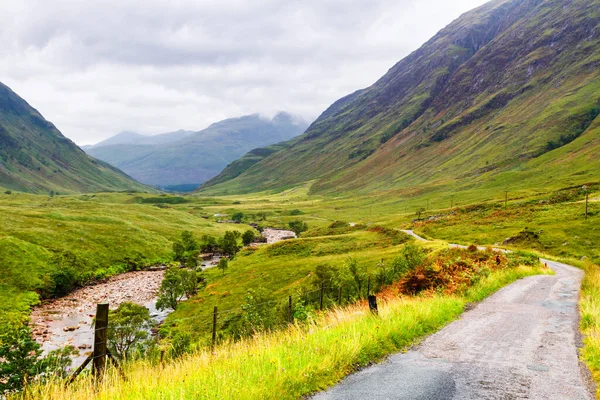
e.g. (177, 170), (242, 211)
(577, 259), (600, 398)
(20, 265), (546, 400)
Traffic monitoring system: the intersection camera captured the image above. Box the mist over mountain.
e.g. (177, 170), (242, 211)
(84, 112), (308, 190)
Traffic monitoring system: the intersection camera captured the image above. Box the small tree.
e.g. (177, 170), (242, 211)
(0, 321), (44, 393)
(156, 267), (185, 311)
(49, 250), (80, 297)
(0, 319), (75, 393)
(172, 231), (200, 268)
(217, 258), (229, 276)
(107, 302), (155, 360)
(199, 234), (217, 253)
(180, 269), (200, 298)
(242, 230), (256, 246)
(219, 231), (241, 256)
(231, 212), (244, 223)
(288, 220), (308, 236)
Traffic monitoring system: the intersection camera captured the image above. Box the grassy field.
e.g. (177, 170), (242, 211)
(19, 259), (548, 400)
(0, 191), (243, 320)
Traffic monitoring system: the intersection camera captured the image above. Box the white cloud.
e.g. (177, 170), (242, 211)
(0, 0), (489, 145)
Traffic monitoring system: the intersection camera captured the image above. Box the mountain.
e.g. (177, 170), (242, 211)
(83, 129), (195, 149)
(0, 82), (148, 194)
(84, 113), (308, 189)
(200, 0), (600, 196)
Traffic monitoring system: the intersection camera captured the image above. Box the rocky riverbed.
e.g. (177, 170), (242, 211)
(30, 270), (166, 364)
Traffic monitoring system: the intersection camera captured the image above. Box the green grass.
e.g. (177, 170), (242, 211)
(20, 262), (547, 400)
(0, 191), (244, 320)
(163, 228), (411, 340)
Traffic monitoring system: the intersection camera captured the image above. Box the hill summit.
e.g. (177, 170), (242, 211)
(201, 0), (600, 195)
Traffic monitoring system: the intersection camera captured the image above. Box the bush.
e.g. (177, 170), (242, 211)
(288, 220), (308, 236)
(242, 230), (256, 246)
(4, 190), (11, 195)
(232, 212), (244, 223)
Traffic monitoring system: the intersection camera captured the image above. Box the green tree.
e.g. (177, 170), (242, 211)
(0, 319), (74, 393)
(49, 250), (80, 297)
(217, 258), (229, 276)
(156, 267), (185, 311)
(199, 234), (217, 253)
(219, 231), (241, 256)
(0, 321), (43, 393)
(231, 212), (244, 222)
(242, 230), (256, 246)
(107, 302), (155, 360)
(172, 231), (200, 268)
(288, 220), (308, 236)
(180, 269), (200, 298)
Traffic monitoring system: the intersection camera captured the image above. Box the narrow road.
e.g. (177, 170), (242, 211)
(314, 231), (592, 399)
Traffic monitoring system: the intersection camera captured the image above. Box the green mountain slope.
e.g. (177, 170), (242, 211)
(200, 0), (600, 196)
(85, 113), (308, 189)
(0, 82), (148, 194)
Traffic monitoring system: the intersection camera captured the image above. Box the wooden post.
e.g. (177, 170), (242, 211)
(586, 193), (589, 220)
(92, 303), (109, 377)
(211, 306), (218, 351)
(288, 295), (293, 323)
(338, 286), (343, 304)
(319, 284), (324, 310)
(368, 295), (378, 315)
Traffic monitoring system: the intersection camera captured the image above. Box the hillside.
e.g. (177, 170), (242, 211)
(201, 0), (600, 196)
(0, 82), (148, 194)
(85, 113), (308, 189)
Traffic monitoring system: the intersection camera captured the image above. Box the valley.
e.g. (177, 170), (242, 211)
(1, 0), (600, 398)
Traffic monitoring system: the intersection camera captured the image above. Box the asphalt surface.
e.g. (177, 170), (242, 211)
(313, 233), (592, 400)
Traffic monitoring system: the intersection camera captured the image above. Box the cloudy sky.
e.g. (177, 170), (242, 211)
(0, 0), (488, 145)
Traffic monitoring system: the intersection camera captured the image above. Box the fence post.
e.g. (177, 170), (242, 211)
(368, 295), (378, 315)
(211, 306), (218, 351)
(320, 284), (324, 310)
(288, 295), (293, 323)
(92, 303), (109, 377)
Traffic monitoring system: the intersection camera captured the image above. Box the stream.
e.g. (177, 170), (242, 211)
(30, 255), (221, 366)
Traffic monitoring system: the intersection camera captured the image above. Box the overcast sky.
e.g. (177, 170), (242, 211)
(0, 0), (489, 145)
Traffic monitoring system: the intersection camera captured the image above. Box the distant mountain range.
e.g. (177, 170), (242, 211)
(201, 0), (600, 196)
(0, 82), (147, 194)
(84, 113), (308, 190)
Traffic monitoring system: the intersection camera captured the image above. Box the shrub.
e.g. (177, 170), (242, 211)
(242, 230), (256, 246)
(288, 220), (308, 236)
(172, 231), (200, 268)
(231, 212), (244, 223)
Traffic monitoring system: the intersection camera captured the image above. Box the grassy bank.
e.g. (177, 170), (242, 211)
(20, 263), (547, 400)
(0, 191), (243, 319)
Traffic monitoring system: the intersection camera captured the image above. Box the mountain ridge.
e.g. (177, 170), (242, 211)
(200, 0), (600, 196)
(85, 112), (309, 189)
(0, 82), (148, 194)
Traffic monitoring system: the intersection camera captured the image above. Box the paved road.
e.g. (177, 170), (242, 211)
(313, 233), (592, 399)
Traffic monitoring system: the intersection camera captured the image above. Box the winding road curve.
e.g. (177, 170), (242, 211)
(314, 231), (592, 399)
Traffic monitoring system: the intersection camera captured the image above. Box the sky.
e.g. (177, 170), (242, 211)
(0, 0), (489, 145)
